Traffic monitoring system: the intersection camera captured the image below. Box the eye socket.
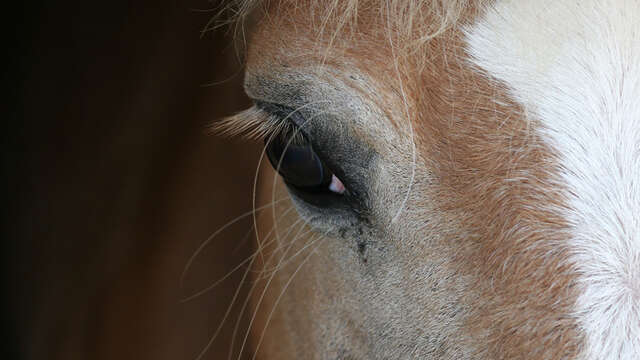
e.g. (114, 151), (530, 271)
(265, 123), (345, 195)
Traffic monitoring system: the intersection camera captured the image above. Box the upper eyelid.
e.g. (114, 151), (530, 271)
(255, 101), (313, 128)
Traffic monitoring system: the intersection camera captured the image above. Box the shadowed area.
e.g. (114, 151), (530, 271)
(5, 0), (260, 359)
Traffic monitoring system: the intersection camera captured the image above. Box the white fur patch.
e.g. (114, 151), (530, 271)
(466, 1), (640, 358)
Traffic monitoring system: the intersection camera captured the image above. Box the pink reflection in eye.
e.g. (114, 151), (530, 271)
(328, 174), (345, 194)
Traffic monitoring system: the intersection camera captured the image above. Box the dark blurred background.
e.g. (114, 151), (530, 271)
(5, 0), (259, 358)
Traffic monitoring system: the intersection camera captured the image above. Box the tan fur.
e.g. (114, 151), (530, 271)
(220, 1), (584, 359)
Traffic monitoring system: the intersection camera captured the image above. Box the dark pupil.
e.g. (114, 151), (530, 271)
(265, 129), (332, 191)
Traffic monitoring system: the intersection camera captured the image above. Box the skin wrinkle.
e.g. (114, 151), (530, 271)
(217, 1), (588, 359)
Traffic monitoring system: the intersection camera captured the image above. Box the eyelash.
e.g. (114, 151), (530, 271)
(212, 105), (297, 143)
(215, 104), (349, 198)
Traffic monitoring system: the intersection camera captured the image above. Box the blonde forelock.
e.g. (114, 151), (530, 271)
(212, 0), (478, 54)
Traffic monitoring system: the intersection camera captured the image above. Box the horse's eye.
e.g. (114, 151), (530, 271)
(265, 127), (345, 195)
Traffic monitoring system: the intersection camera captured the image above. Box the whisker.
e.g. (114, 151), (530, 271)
(254, 226), (322, 280)
(231, 223), (256, 255)
(384, 2), (417, 224)
(235, 220), (318, 360)
(268, 106), (334, 255)
(252, 101), (330, 273)
(227, 218), (306, 360)
(188, 204), (301, 360)
(233, 105), (337, 359)
(180, 197), (288, 288)
(179, 205), (296, 303)
(190, 230), (258, 360)
(227, 272), (264, 360)
(200, 65), (244, 87)
(209, 99), (336, 359)
(250, 228), (333, 360)
(270, 115), (309, 254)
(198, 1), (232, 36)
(252, 127), (280, 265)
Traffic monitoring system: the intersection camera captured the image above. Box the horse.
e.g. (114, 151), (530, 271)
(210, 0), (640, 358)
